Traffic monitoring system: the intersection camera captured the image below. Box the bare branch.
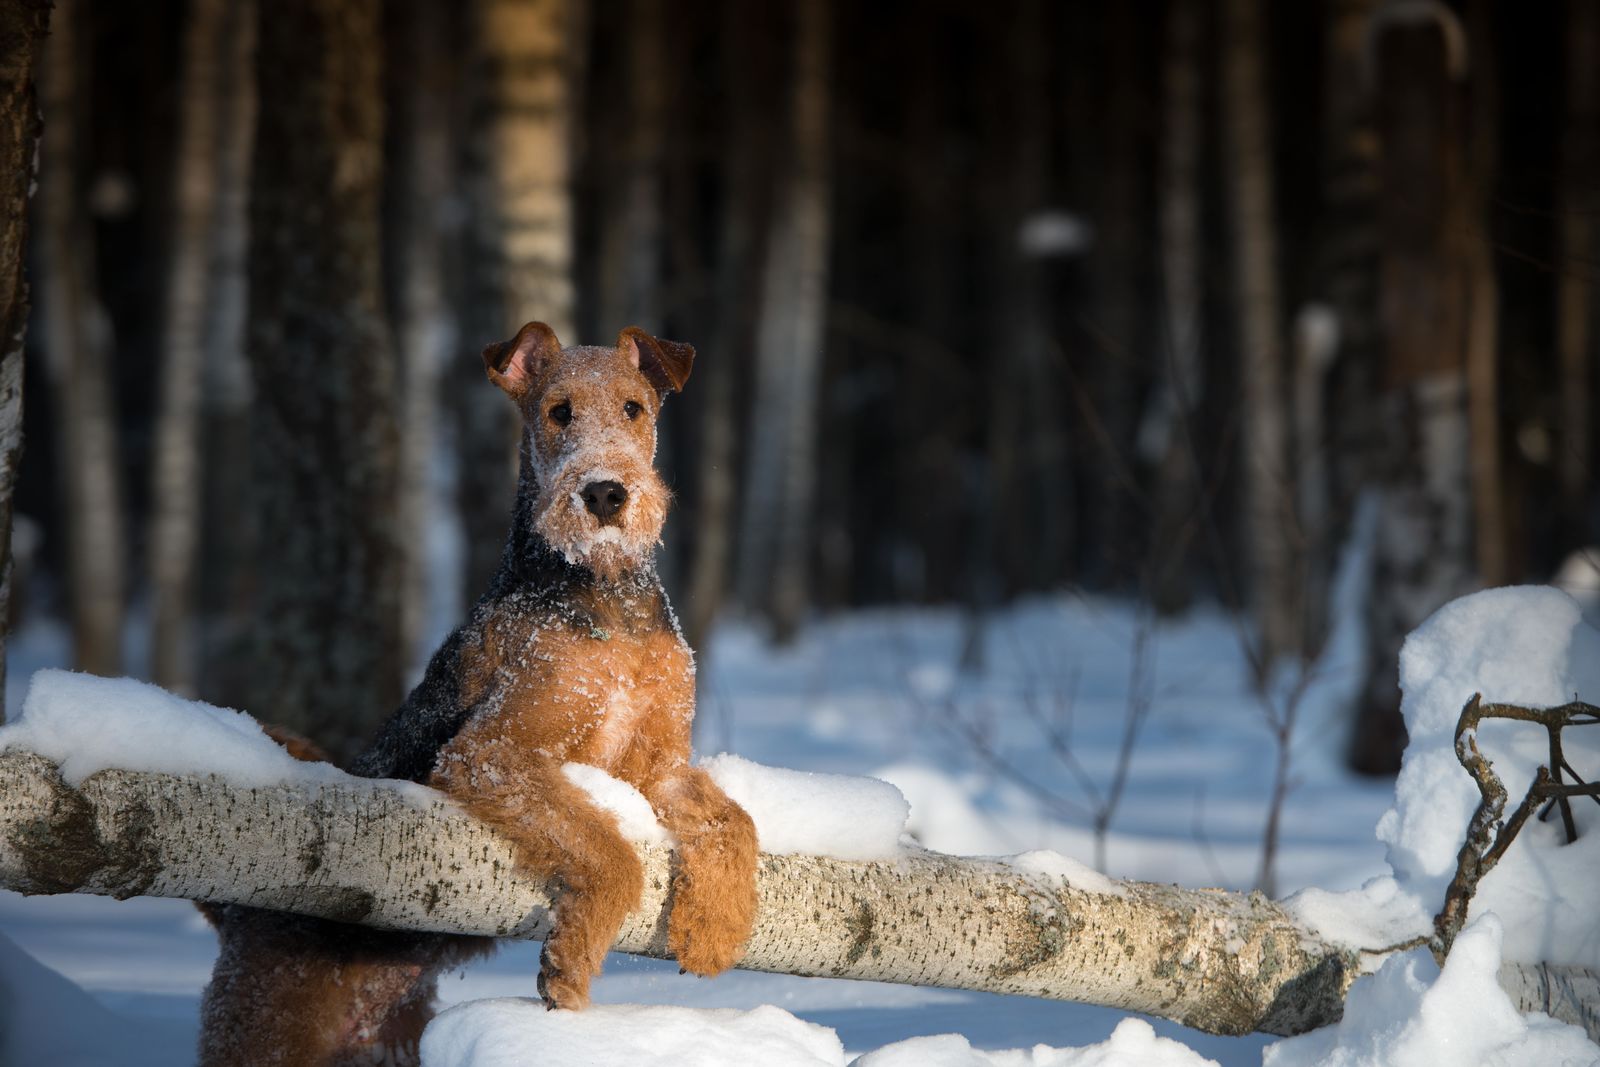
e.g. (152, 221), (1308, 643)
(1433, 694), (1600, 959)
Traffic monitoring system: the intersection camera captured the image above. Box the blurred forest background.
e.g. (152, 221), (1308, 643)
(0, 0), (1596, 774)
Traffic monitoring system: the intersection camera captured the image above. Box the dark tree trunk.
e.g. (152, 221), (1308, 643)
(0, 0), (49, 715)
(196, 0), (257, 710)
(150, 0), (229, 695)
(681, 0), (775, 656)
(1304, 0), (1381, 657)
(1086, 0), (1143, 589)
(1557, 0), (1598, 549)
(1222, 0), (1296, 676)
(246, 0), (404, 763)
(1354, 11), (1480, 775)
(456, 0), (579, 601)
(37, 0), (125, 678)
(595, 0), (664, 338)
(388, 0), (458, 670)
(734, 0), (831, 642)
(1149, 0), (1206, 615)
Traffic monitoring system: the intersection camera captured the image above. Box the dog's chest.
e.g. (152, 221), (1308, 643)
(473, 616), (691, 773)
(585, 683), (647, 767)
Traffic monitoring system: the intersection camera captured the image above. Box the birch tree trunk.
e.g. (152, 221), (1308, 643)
(0, 0), (50, 715)
(246, 0), (404, 763)
(457, 0), (578, 599)
(1, 751), (1595, 1041)
(37, 0), (125, 678)
(735, 0), (831, 642)
(1222, 0), (1297, 676)
(149, 0), (229, 696)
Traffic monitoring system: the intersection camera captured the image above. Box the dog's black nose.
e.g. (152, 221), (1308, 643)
(581, 480), (628, 523)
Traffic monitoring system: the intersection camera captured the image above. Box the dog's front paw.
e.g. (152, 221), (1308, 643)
(538, 944), (592, 1011)
(672, 929), (745, 978)
(668, 891), (751, 978)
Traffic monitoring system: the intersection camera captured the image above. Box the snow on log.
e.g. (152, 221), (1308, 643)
(0, 750), (1588, 1041)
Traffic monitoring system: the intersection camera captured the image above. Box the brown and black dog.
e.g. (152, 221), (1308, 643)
(199, 324), (759, 1066)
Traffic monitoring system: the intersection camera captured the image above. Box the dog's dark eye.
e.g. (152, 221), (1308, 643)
(623, 400), (642, 420)
(549, 402), (572, 426)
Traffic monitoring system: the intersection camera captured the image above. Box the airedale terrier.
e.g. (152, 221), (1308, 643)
(199, 324), (759, 1066)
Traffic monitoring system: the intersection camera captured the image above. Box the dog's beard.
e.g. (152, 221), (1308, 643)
(532, 457), (668, 582)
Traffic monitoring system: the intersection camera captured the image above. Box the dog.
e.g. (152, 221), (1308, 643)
(199, 324), (759, 1066)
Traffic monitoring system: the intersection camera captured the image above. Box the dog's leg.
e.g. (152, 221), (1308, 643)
(643, 767), (759, 977)
(430, 747), (644, 1010)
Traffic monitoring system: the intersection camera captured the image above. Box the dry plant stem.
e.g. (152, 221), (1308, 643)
(1433, 694), (1600, 960)
(0, 751), (1357, 1038)
(1095, 607), (1155, 874)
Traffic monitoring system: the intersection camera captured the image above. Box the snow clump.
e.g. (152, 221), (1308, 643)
(0, 670), (353, 789)
(700, 753), (911, 860)
(1263, 915), (1600, 1067)
(853, 1018), (1219, 1066)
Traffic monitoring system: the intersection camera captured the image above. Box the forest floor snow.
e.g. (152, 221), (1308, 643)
(1, 588), (1597, 1065)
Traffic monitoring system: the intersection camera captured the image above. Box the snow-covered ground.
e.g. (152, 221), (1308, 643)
(1, 588), (1596, 1065)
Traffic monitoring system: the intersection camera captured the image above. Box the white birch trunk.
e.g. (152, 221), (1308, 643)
(1, 751), (1594, 1041)
(37, 0), (125, 678)
(149, 0), (228, 696)
(735, 0), (831, 640)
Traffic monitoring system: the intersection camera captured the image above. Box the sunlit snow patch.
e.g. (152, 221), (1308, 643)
(0, 669), (357, 789)
(1005, 850), (1124, 898)
(853, 1018), (1220, 1067)
(700, 753), (910, 860)
(420, 1000), (846, 1067)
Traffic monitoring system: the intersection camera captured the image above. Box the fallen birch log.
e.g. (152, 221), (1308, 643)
(0, 751), (1592, 1040)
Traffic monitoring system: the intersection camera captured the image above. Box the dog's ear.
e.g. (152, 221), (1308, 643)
(483, 321), (562, 400)
(618, 326), (694, 397)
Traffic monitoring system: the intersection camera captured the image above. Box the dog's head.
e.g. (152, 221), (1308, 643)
(484, 322), (693, 582)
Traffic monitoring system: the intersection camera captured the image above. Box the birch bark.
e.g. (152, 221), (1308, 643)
(1, 752), (1594, 1041)
(0, 0), (49, 714)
